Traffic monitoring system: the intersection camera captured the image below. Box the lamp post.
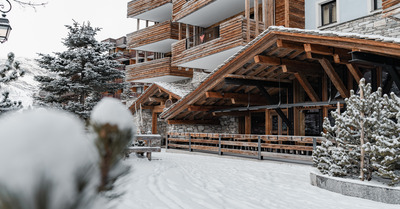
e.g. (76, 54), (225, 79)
(0, 0), (12, 43)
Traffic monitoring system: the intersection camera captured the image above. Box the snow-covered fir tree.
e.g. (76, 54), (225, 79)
(369, 92), (400, 185)
(35, 21), (125, 119)
(314, 79), (384, 181)
(0, 52), (24, 114)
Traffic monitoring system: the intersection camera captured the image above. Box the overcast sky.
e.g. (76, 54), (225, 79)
(1, 0), (138, 59)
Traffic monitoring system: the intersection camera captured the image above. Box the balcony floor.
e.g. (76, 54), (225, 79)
(134, 3), (173, 22)
(177, 46), (242, 71)
(135, 75), (190, 83)
(133, 39), (178, 53)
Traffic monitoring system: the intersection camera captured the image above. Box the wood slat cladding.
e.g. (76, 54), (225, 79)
(172, 16), (264, 67)
(127, 20), (179, 50)
(173, 0), (215, 22)
(383, 0), (400, 11)
(275, 0), (304, 28)
(126, 57), (193, 82)
(127, 0), (172, 18)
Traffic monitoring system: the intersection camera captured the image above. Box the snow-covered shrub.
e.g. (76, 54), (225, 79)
(0, 109), (100, 209)
(314, 79), (400, 185)
(0, 52), (24, 114)
(90, 98), (135, 192)
(35, 21), (125, 119)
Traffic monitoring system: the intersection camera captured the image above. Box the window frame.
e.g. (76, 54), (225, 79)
(321, 0), (337, 26)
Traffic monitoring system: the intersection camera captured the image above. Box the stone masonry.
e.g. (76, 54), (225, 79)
(168, 116), (239, 134)
(322, 12), (400, 38)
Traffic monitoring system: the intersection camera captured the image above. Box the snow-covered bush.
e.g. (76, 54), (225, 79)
(0, 109), (100, 209)
(90, 98), (135, 192)
(314, 79), (400, 185)
(35, 21), (125, 119)
(0, 52), (24, 114)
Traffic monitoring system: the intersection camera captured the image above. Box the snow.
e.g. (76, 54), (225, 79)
(0, 57), (47, 108)
(155, 81), (195, 98)
(91, 97), (135, 131)
(0, 109), (99, 207)
(109, 150), (399, 209)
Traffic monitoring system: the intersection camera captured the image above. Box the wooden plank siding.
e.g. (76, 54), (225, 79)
(127, 20), (180, 50)
(126, 57), (193, 82)
(275, 0), (304, 28)
(171, 16), (265, 67)
(173, 0), (216, 22)
(127, 0), (172, 18)
(383, 0), (400, 11)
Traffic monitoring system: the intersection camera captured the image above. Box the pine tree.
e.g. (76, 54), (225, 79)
(0, 52), (24, 114)
(315, 79), (384, 180)
(35, 21), (124, 119)
(369, 92), (400, 185)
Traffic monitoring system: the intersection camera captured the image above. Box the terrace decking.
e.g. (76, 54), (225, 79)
(126, 57), (193, 83)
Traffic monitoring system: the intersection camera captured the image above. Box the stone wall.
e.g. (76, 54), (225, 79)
(321, 12), (400, 38)
(133, 109), (152, 135)
(168, 116), (239, 134)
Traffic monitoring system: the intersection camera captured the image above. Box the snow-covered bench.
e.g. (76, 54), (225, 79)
(125, 146), (161, 161)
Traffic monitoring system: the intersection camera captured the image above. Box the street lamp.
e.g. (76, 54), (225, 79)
(0, 0), (12, 43)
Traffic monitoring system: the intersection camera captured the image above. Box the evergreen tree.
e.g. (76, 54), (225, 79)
(315, 79), (384, 180)
(369, 92), (400, 185)
(0, 52), (24, 114)
(35, 21), (124, 119)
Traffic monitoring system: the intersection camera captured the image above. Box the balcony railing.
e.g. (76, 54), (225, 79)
(186, 26), (220, 49)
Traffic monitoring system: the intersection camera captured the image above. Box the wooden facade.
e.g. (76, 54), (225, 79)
(127, 0), (172, 18)
(173, 0), (215, 22)
(127, 21), (180, 50)
(161, 28), (400, 136)
(382, 0), (400, 17)
(172, 16), (265, 67)
(126, 57), (193, 82)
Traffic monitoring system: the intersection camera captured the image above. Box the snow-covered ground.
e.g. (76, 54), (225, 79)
(0, 57), (46, 108)
(110, 150), (399, 209)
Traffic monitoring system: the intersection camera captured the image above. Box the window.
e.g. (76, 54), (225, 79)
(321, 1), (337, 26)
(373, 0), (382, 10)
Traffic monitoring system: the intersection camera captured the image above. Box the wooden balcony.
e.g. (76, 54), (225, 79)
(127, 20), (179, 53)
(172, 16), (264, 71)
(126, 57), (193, 83)
(127, 0), (173, 22)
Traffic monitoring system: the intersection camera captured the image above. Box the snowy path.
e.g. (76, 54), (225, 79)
(110, 150), (399, 209)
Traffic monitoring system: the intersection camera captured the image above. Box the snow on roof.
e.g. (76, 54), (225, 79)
(155, 81), (195, 98)
(160, 26), (400, 118)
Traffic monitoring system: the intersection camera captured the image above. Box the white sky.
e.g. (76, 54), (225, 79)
(1, 0), (139, 59)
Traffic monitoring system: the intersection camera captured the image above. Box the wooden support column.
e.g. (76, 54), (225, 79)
(265, 109), (271, 135)
(152, 111), (157, 134)
(135, 50), (139, 64)
(262, 0), (267, 28)
(245, 112), (251, 134)
(267, 0), (274, 27)
(255, 0), (259, 36)
(284, 0), (290, 27)
(193, 25), (197, 46)
(346, 64), (363, 84)
(178, 23), (182, 40)
(319, 58), (350, 98)
(245, 0), (251, 42)
(137, 19), (140, 31)
(293, 80), (301, 135)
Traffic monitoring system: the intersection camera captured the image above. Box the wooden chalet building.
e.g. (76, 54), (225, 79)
(103, 0), (400, 159)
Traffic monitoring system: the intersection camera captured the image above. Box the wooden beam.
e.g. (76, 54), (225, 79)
(149, 97), (166, 103)
(284, 0), (290, 27)
(231, 98), (269, 106)
(245, 0), (251, 42)
(225, 74), (292, 83)
(265, 109), (271, 135)
(152, 111), (157, 134)
(304, 43), (334, 56)
(254, 55), (322, 74)
(346, 64), (363, 84)
(294, 72), (320, 102)
(224, 77), (292, 88)
(245, 113), (251, 134)
(319, 58), (350, 98)
(254, 55), (281, 65)
(188, 105), (231, 112)
(276, 39), (304, 50)
(153, 105), (165, 113)
(168, 120), (220, 125)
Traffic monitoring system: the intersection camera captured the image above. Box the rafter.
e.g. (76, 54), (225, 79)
(225, 74), (292, 83)
(319, 58), (350, 98)
(346, 64), (363, 84)
(294, 72), (320, 102)
(224, 77), (291, 88)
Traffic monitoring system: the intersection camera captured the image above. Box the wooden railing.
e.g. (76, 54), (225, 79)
(167, 132), (328, 161)
(127, 20), (179, 50)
